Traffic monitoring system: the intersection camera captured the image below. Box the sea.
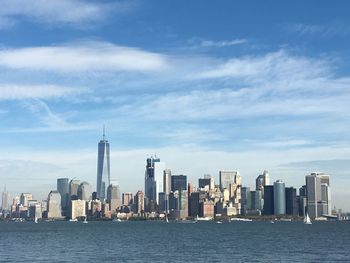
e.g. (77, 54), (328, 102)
(0, 220), (349, 262)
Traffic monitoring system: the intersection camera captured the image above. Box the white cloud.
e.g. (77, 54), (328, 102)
(200, 39), (247, 47)
(0, 0), (114, 26)
(0, 42), (168, 73)
(0, 84), (84, 100)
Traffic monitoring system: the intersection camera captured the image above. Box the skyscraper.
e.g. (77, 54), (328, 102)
(1, 187), (8, 211)
(144, 156), (165, 204)
(47, 191), (62, 219)
(57, 178), (69, 210)
(273, 180), (286, 215)
(69, 179), (80, 201)
(263, 185), (274, 215)
(163, 169), (172, 195)
(306, 172), (331, 218)
(256, 170), (270, 196)
(219, 170), (240, 191)
(78, 182), (93, 201)
(285, 187), (298, 216)
(171, 175), (187, 192)
(96, 127), (110, 200)
(107, 182), (121, 212)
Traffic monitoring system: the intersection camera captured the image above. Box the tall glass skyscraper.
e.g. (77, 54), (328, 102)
(96, 128), (110, 200)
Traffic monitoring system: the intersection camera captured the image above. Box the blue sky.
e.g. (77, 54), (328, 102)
(0, 0), (350, 210)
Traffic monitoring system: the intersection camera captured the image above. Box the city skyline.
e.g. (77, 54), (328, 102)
(0, 1), (350, 211)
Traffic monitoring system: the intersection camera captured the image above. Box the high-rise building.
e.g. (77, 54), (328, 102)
(107, 182), (121, 212)
(122, 192), (133, 206)
(144, 156), (165, 205)
(256, 170), (270, 196)
(263, 185), (274, 215)
(96, 127), (110, 200)
(69, 179), (80, 201)
(285, 187), (298, 216)
(198, 175), (214, 191)
(47, 191), (62, 219)
(219, 170), (236, 191)
(71, 200), (86, 219)
(57, 178), (69, 210)
(171, 175), (187, 192)
(306, 172), (331, 219)
(241, 187), (251, 215)
(163, 169), (171, 195)
(1, 187), (8, 211)
(20, 193), (33, 208)
(273, 180), (286, 215)
(134, 191), (144, 216)
(229, 172), (242, 214)
(78, 182), (93, 201)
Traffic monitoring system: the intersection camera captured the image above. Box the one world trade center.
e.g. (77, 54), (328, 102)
(96, 127), (110, 200)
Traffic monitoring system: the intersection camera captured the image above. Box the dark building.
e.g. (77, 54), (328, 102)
(198, 178), (211, 189)
(263, 185), (274, 215)
(299, 185), (307, 197)
(171, 175), (187, 192)
(241, 187), (251, 215)
(168, 192), (178, 211)
(285, 187), (298, 216)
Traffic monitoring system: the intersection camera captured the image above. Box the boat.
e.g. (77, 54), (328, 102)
(83, 217), (88, 224)
(270, 220), (275, 224)
(230, 218), (252, 222)
(196, 216), (213, 221)
(216, 221), (223, 224)
(279, 218), (292, 222)
(34, 217), (38, 224)
(69, 218), (78, 222)
(304, 212), (312, 225)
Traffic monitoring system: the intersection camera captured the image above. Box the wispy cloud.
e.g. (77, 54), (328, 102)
(0, 41), (168, 73)
(287, 22), (350, 37)
(0, 84), (85, 100)
(200, 39), (247, 48)
(0, 0), (125, 27)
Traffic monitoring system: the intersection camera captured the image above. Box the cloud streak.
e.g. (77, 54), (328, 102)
(0, 42), (168, 73)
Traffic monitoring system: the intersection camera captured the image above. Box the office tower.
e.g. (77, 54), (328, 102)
(263, 185), (274, 215)
(189, 192), (200, 217)
(71, 200), (86, 219)
(158, 192), (166, 212)
(178, 190), (188, 219)
(171, 175), (187, 192)
(168, 191), (178, 211)
(20, 193), (33, 207)
(29, 202), (42, 220)
(306, 172), (331, 218)
(229, 172), (242, 214)
(78, 182), (93, 201)
(241, 187), (251, 215)
(198, 174), (214, 190)
(144, 156), (165, 205)
(1, 187), (8, 211)
(256, 170), (270, 196)
(107, 182), (121, 212)
(201, 200), (215, 218)
(69, 179), (80, 201)
(285, 187), (298, 216)
(297, 196), (307, 217)
(96, 127), (110, 200)
(122, 192), (133, 206)
(273, 180), (286, 215)
(163, 169), (172, 195)
(250, 190), (263, 211)
(134, 191), (144, 216)
(299, 185), (307, 197)
(57, 178), (69, 210)
(47, 191), (62, 218)
(219, 170), (236, 191)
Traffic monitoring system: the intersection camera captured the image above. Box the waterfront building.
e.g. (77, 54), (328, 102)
(57, 178), (69, 211)
(1, 187), (8, 211)
(71, 200), (86, 219)
(78, 181), (93, 201)
(250, 190), (263, 212)
(69, 179), (80, 201)
(263, 185), (274, 215)
(134, 190), (144, 216)
(201, 200), (215, 218)
(285, 187), (298, 216)
(229, 172), (242, 214)
(144, 156), (165, 206)
(29, 202), (42, 220)
(306, 173), (331, 218)
(189, 192), (200, 217)
(107, 182), (121, 213)
(163, 169), (172, 195)
(299, 185), (307, 197)
(297, 196), (307, 216)
(47, 191), (62, 219)
(168, 191), (178, 211)
(20, 193), (33, 208)
(171, 175), (187, 192)
(274, 180), (286, 215)
(178, 190), (188, 219)
(96, 127), (110, 200)
(256, 170), (270, 196)
(241, 187), (251, 215)
(158, 192), (166, 212)
(122, 192), (133, 206)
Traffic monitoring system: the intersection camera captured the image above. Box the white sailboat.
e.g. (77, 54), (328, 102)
(83, 217), (88, 224)
(304, 212), (312, 225)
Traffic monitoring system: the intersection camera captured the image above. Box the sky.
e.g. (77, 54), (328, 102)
(0, 0), (350, 211)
